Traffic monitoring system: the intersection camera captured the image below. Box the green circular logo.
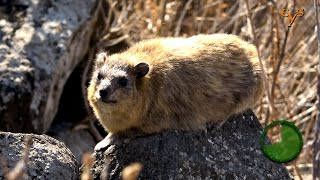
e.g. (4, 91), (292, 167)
(260, 120), (303, 163)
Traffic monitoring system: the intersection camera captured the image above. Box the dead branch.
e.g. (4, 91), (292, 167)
(244, 0), (276, 125)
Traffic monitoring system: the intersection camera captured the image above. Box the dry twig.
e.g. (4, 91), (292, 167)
(6, 137), (33, 180)
(244, 0), (276, 124)
(174, 0), (193, 37)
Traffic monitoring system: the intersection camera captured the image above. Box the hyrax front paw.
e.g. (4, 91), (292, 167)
(94, 133), (119, 151)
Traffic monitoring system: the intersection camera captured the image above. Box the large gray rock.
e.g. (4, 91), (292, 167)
(0, 132), (78, 179)
(0, 0), (97, 133)
(51, 128), (96, 164)
(91, 110), (293, 179)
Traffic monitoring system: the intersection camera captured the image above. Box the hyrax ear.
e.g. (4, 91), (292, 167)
(94, 52), (107, 68)
(134, 63), (149, 78)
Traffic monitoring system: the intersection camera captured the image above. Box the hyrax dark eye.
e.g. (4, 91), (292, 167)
(97, 73), (103, 81)
(118, 77), (128, 87)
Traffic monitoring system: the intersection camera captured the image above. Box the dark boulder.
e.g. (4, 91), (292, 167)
(0, 132), (78, 179)
(90, 110), (293, 179)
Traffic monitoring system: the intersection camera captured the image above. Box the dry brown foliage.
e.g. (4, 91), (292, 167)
(122, 162), (143, 180)
(82, 0), (317, 178)
(80, 153), (94, 180)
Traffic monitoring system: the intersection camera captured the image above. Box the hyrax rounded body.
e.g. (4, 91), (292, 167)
(88, 34), (265, 134)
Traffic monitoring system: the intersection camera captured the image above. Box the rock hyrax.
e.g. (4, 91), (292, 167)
(88, 34), (265, 134)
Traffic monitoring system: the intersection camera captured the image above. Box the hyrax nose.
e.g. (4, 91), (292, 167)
(99, 88), (109, 99)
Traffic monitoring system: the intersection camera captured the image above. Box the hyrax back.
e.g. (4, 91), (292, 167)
(88, 34), (264, 134)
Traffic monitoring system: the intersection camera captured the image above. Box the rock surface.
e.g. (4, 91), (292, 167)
(0, 132), (78, 179)
(0, 0), (97, 133)
(91, 110), (293, 179)
(51, 127), (96, 164)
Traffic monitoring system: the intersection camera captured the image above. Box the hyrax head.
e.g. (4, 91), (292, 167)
(89, 52), (149, 110)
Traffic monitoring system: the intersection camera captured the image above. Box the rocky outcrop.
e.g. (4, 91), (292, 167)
(51, 128), (96, 164)
(0, 132), (78, 179)
(0, 0), (97, 133)
(90, 110), (293, 179)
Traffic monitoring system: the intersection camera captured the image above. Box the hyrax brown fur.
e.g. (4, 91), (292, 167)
(88, 34), (265, 134)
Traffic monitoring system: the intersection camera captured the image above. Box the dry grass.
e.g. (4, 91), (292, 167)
(84, 0), (318, 178)
(80, 153), (94, 180)
(122, 162), (143, 180)
(1, 137), (33, 180)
